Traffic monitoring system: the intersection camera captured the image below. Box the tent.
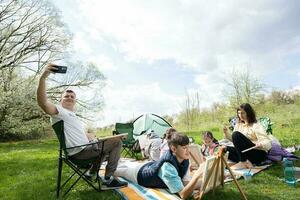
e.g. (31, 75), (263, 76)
(132, 113), (172, 139)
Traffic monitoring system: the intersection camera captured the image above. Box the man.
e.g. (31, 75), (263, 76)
(115, 132), (204, 199)
(37, 64), (127, 190)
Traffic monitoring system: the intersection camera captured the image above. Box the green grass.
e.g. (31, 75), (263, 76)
(0, 139), (299, 200)
(0, 139), (121, 200)
(1, 102), (300, 199)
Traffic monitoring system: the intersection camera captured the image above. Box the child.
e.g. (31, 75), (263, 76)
(114, 132), (203, 199)
(201, 131), (219, 157)
(143, 129), (162, 161)
(160, 128), (177, 158)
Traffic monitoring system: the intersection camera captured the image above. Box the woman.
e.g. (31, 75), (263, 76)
(223, 103), (272, 169)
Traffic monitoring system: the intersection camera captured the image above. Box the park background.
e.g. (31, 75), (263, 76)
(0, 0), (300, 199)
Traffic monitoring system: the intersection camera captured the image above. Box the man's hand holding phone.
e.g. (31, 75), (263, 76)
(50, 65), (67, 73)
(41, 64), (67, 79)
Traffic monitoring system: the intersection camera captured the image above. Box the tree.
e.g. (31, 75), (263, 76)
(0, 0), (106, 140)
(179, 91), (201, 131)
(0, 72), (49, 141)
(0, 0), (70, 75)
(224, 67), (264, 107)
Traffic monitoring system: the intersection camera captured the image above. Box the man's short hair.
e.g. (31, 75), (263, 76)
(60, 89), (76, 100)
(65, 89), (76, 96)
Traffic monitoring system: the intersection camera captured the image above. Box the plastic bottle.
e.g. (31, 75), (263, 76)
(283, 158), (296, 186)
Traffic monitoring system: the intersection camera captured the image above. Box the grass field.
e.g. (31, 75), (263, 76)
(1, 102), (300, 199)
(0, 139), (299, 200)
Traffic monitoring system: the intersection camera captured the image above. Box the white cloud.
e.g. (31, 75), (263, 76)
(76, 0), (300, 74)
(193, 72), (226, 107)
(71, 32), (92, 55)
(97, 82), (183, 126)
(52, 0), (300, 126)
(89, 55), (116, 71)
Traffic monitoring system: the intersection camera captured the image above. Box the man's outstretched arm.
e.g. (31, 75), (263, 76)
(37, 64), (58, 115)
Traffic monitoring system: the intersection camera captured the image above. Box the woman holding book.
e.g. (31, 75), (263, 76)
(223, 103), (272, 169)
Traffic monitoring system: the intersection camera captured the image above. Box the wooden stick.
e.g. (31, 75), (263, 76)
(198, 158), (218, 200)
(221, 156), (248, 200)
(189, 151), (200, 167)
(212, 156), (220, 195)
(221, 156), (224, 187)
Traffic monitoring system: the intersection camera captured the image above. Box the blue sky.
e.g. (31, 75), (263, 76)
(51, 0), (300, 127)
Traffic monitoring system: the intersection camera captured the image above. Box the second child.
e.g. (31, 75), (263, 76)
(201, 131), (219, 157)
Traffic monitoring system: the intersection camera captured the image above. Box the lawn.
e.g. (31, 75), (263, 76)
(0, 139), (299, 200)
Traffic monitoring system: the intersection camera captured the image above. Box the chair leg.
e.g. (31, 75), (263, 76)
(57, 157), (63, 200)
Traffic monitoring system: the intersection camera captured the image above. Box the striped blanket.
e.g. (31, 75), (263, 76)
(100, 159), (181, 200)
(100, 158), (270, 200)
(115, 177), (181, 200)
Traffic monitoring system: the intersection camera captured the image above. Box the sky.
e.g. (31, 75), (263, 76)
(50, 0), (300, 127)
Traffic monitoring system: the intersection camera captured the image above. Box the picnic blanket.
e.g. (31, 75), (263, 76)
(115, 177), (181, 200)
(100, 159), (181, 200)
(224, 164), (271, 182)
(100, 158), (269, 199)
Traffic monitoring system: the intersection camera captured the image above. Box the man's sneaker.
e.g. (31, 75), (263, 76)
(101, 176), (128, 190)
(84, 170), (97, 181)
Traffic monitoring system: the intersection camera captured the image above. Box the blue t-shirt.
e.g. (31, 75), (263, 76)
(158, 162), (184, 194)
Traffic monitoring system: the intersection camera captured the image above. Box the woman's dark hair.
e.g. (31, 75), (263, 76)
(168, 132), (189, 148)
(163, 127), (177, 140)
(202, 131), (218, 144)
(237, 103), (257, 124)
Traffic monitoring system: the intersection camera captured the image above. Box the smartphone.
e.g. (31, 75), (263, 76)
(51, 65), (67, 73)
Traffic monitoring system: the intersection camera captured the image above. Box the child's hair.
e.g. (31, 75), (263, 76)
(168, 132), (189, 147)
(163, 127), (177, 140)
(202, 131), (219, 144)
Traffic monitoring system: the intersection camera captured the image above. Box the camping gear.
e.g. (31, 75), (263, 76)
(114, 123), (140, 159)
(142, 130), (162, 161)
(283, 158), (297, 186)
(52, 120), (104, 199)
(132, 113), (172, 139)
(267, 142), (300, 162)
(229, 116), (273, 135)
(113, 114), (171, 159)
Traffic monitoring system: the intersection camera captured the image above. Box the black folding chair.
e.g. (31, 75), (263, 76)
(52, 120), (106, 199)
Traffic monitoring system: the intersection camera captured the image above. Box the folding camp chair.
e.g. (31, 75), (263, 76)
(196, 148), (248, 200)
(229, 116), (273, 134)
(52, 120), (106, 199)
(113, 122), (139, 159)
(258, 117), (273, 135)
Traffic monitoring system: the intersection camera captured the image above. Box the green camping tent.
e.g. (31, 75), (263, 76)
(132, 113), (172, 139)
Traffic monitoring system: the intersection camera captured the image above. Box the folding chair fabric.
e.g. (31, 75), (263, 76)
(114, 122), (139, 159)
(52, 120), (104, 199)
(228, 116), (273, 134)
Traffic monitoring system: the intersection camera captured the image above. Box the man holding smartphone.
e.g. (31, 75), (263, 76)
(37, 63), (128, 190)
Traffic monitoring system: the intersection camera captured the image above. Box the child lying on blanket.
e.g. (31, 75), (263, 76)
(115, 132), (204, 200)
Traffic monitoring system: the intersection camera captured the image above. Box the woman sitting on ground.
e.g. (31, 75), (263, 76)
(223, 103), (272, 169)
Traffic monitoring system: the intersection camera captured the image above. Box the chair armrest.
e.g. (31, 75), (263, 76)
(64, 140), (105, 150)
